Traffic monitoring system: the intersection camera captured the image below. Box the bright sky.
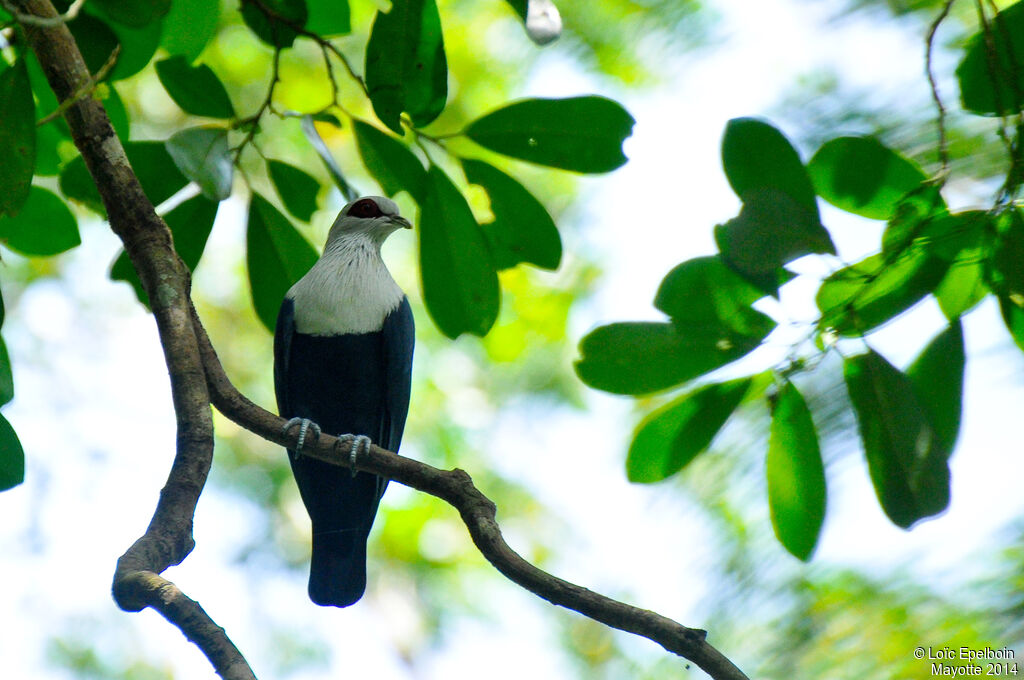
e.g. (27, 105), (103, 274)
(2, 1), (1023, 678)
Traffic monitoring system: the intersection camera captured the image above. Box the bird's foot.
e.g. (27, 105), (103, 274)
(281, 417), (321, 454)
(336, 434), (372, 478)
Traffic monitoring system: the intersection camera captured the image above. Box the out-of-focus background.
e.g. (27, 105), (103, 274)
(2, 0), (1023, 678)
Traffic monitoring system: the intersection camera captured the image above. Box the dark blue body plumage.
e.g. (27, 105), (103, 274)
(273, 196), (414, 608)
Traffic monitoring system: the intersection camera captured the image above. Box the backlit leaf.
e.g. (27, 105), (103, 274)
(627, 378), (752, 483)
(306, 0), (350, 36)
(247, 193), (319, 332)
(241, 0), (307, 48)
(419, 165), (500, 338)
(365, 0), (447, 133)
(654, 255), (773, 335)
(0, 187), (80, 256)
(809, 136), (928, 220)
(465, 96), (634, 173)
(722, 117), (818, 215)
(353, 119), (427, 200)
(957, 1), (1024, 115)
(767, 381), (826, 561)
(462, 158), (561, 270)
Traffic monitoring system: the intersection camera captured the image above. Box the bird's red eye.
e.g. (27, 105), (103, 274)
(348, 198), (383, 218)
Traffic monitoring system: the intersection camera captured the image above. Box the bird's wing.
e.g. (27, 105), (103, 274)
(380, 295), (415, 453)
(273, 296), (296, 418)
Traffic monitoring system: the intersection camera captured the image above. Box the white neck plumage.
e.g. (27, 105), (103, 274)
(287, 231), (405, 336)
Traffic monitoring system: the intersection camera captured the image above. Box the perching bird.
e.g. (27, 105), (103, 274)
(274, 196), (414, 607)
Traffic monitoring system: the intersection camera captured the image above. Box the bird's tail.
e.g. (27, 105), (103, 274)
(308, 525), (370, 608)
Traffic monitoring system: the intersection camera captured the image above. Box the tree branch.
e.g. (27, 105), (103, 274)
(192, 306), (750, 680)
(11, 2), (253, 678)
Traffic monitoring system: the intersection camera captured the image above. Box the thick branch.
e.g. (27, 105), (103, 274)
(12, 2), (250, 678)
(193, 306), (749, 680)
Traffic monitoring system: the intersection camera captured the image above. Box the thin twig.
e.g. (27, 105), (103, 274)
(232, 47), (281, 165)
(925, 0), (955, 177)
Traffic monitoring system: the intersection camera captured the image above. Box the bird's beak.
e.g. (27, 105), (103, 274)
(391, 215), (413, 230)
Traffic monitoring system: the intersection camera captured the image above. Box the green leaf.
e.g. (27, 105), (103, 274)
(306, 0), (350, 36)
(91, 0), (170, 27)
(61, 141), (189, 215)
(268, 160), (320, 222)
(0, 187), (81, 256)
(301, 115), (357, 202)
(767, 381), (826, 561)
(165, 127), (233, 201)
(155, 56), (235, 119)
(998, 293), (1024, 353)
(627, 378), (752, 483)
(879, 186), (950, 257)
(957, 1), (1024, 116)
(935, 247), (989, 320)
(161, 0), (220, 59)
(246, 193), (318, 332)
(419, 165), (500, 338)
(104, 12), (164, 81)
(241, 0), (307, 48)
(808, 136), (928, 220)
(353, 120), (427, 200)
(0, 412), (25, 492)
(67, 14), (120, 78)
(844, 349), (945, 528)
(0, 337), (13, 406)
(816, 251), (948, 336)
(99, 83), (131, 142)
(906, 321), (964, 500)
(987, 209), (1024, 301)
(111, 194), (219, 305)
(715, 188), (835, 294)
(0, 58), (36, 217)
(462, 158), (561, 270)
(465, 96), (635, 173)
(365, 0), (447, 133)
(654, 255), (773, 335)
(575, 320), (772, 396)
(721, 117), (818, 215)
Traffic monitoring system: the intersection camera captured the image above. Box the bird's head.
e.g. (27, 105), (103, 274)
(326, 196), (412, 248)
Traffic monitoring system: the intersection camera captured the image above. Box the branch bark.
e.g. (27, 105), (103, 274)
(14, 2), (749, 678)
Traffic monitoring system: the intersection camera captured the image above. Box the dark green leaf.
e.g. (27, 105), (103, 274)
(166, 127), (233, 201)
(808, 136), (928, 220)
(767, 381), (826, 561)
(0, 412), (24, 492)
(627, 378), (752, 483)
(715, 188), (835, 294)
(61, 141), (189, 216)
(465, 96), (635, 173)
(155, 56), (235, 119)
(34, 124), (66, 177)
(306, 0), (350, 36)
(111, 194), (219, 305)
(906, 321), (964, 509)
(844, 349), (945, 528)
(365, 0), (447, 133)
(419, 165), (500, 338)
(268, 160), (320, 222)
(880, 186), (949, 257)
(0, 337), (13, 405)
(575, 319), (773, 396)
(957, 1), (1024, 116)
(241, 0), (307, 48)
(654, 255), (773, 335)
(987, 209), (1024, 300)
(0, 58), (35, 217)
(721, 117), (818, 215)
(161, 0), (220, 59)
(105, 12), (164, 81)
(462, 158), (561, 270)
(936, 247), (989, 320)
(91, 0), (170, 27)
(301, 115), (357, 202)
(504, 0), (527, 21)
(246, 193), (318, 332)
(817, 251), (948, 336)
(353, 120), (427, 200)
(66, 14), (120, 78)
(0, 187), (80, 256)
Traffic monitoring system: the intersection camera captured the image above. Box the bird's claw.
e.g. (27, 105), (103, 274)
(336, 434), (372, 478)
(282, 417), (321, 454)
